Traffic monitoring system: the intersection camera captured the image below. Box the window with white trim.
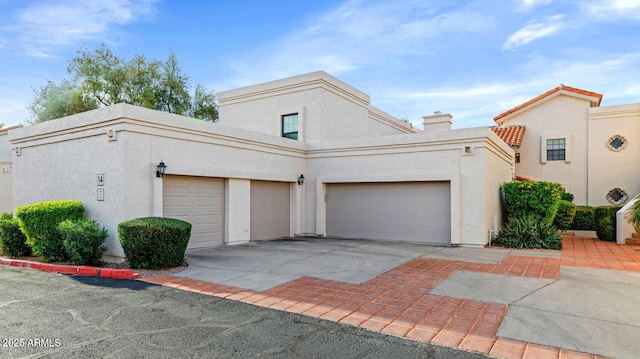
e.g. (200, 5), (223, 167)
(281, 113), (298, 140)
(546, 138), (566, 161)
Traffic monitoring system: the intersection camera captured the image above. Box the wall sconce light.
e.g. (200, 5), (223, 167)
(297, 174), (305, 186)
(156, 161), (167, 178)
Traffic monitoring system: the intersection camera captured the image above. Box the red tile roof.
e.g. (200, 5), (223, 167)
(494, 85), (603, 123)
(514, 175), (535, 182)
(491, 125), (526, 147)
(0, 125), (22, 134)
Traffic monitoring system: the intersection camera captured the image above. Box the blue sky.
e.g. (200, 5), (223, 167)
(1, 0), (639, 129)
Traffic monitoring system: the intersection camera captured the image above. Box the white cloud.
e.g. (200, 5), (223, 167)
(222, 0), (497, 89)
(7, 0), (158, 57)
(585, 0), (640, 20)
(502, 14), (565, 50)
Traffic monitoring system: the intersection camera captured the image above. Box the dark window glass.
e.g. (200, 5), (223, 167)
(546, 138), (565, 161)
(282, 113), (298, 140)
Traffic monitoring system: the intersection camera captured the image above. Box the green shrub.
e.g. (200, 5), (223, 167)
(630, 194), (640, 233)
(502, 181), (563, 224)
(494, 215), (562, 249)
(553, 200), (577, 230)
(16, 200), (85, 262)
(593, 206), (621, 242)
(58, 220), (108, 266)
(0, 212), (32, 258)
(561, 192), (574, 202)
(118, 217), (192, 269)
(571, 206), (595, 230)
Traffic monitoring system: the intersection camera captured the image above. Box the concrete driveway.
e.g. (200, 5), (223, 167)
(151, 235), (640, 359)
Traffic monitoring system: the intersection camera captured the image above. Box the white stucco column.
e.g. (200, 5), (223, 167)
(153, 175), (163, 217)
(290, 182), (305, 236)
(315, 180), (327, 236)
(225, 178), (251, 245)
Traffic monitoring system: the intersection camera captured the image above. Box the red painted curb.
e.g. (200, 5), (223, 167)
(0, 259), (139, 279)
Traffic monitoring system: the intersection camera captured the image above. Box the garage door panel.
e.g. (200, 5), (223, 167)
(163, 175), (224, 249)
(326, 182), (450, 245)
(250, 181), (290, 241)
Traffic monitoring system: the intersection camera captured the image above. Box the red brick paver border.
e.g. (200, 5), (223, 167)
(141, 236), (630, 358)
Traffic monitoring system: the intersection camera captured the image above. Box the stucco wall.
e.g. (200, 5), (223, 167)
(10, 105), (307, 260)
(502, 95), (592, 204)
(218, 71), (414, 142)
(10, 103), (513, 259)
(588, 103), (640, 206)
(0, 132), (12, 214)
(304, 127), (513, 247)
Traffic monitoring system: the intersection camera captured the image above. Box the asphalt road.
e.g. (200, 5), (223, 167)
(0, 267), (489, 359)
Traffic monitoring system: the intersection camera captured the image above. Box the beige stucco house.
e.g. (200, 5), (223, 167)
(0, 126), (20, 214)
(491, 85), (640, 207)
(7, 71), (513, 261)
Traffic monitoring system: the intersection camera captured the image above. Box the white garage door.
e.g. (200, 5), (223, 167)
(250, 181), (290, 241)
(163, 175), (224, 249)
(326, 182), (451, 245)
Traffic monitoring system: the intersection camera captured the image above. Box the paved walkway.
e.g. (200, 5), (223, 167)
(143, 235), (640, 359)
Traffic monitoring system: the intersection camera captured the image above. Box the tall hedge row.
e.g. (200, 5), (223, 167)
(502, 181), (563, 224)
(553, 200), (577, 230)
(570, 206), (595, 231)
(593, 206), (621, 242)
(15, 200), (85, 262)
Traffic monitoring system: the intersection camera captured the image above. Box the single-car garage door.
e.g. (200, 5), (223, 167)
(163, 175), (224, 249)
(326, 181), (450, 245)
(250, 181), (290, 240)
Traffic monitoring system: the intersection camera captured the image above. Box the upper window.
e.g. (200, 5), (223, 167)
(281, 113), (298, 140)
(546, 138), (566, 161)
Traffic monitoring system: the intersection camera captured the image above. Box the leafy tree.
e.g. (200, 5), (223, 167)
(27, 44), (218, 124)
(189, 83), (219, 122)
(26, 80), (98, 124)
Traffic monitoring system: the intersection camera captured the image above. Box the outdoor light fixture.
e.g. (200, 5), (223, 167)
(297, 174), (305, 186)
(156, 161), (167, 178)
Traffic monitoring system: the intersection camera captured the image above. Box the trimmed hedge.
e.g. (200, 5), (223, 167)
(58, 220), (108, 266)
(561, 192), (574, 202)
(571, 206), (595, 230)
(553, 200), (577, 230)
(118, 217), (192, 269)
(494, 215), (562, 249)
(0, 212), (32, 257)
(15, 200), (85, 262)
(593, 206), (621, 242)
(631, 194), (640, 232)
(502, 181), (563, 224)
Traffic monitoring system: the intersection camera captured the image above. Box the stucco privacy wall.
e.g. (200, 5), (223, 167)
(217, 71), (415, 142)
(0, 130), (13, 214)
(588, 103), (640, 206)
(10, 105), (307, 260)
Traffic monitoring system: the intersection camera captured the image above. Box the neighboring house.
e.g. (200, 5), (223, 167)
(9, 71), (513, 262)
(491, 85), (640, 206)
(0, 125), (21, 214)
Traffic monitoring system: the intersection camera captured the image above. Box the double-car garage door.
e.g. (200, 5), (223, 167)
(326, 182), (451, 245)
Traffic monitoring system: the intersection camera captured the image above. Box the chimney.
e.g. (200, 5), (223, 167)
(422, 111), (453, 132)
